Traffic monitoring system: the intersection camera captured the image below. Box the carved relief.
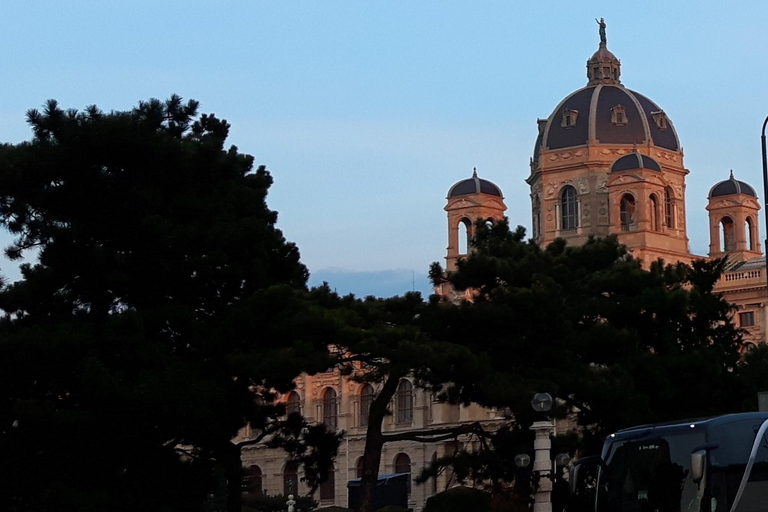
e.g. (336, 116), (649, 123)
(599, 148), (629, 156)
(654, 151), (680, 163)
(598, 199), (609, 224)
(545, 182), (559, 198)
(545, 150), (586, 162)
(596, 175), (608, 193)
(576, 177), (590, 194)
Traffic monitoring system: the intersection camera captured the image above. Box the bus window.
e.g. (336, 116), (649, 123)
(707, 419), (768, 511)
(733, 427), (768, 512)
(597, 432), (705, 512)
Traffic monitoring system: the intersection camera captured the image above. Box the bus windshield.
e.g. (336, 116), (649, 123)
(596, 430), (706, 512)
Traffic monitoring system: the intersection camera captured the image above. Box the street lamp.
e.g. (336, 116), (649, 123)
(761, 116), (768, 335)
(530, 392), (555, 512)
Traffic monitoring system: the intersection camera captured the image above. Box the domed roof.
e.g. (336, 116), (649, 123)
(537, 85), (680, 154)
(448, 168), (503, 198)
(532, 23), (680, 163)
(708, 171), (757, 198)
(610, 152), (662, 172)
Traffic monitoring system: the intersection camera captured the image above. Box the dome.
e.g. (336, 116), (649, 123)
(610, 152), (662, 172)
(708, 171), (757, 198)
(448, 168), (503, 198)
(537, 85), (680, 154)
(532, 25), (680, 162)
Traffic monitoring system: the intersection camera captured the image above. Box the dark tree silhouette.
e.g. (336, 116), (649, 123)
(0, 96), (339, 512)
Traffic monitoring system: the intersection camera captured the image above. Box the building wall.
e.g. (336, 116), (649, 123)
(236, 369), (506, 510)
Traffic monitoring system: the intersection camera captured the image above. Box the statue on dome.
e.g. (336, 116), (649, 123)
(596, 17), (606, 45)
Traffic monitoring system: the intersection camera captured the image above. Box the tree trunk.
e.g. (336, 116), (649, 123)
(359, 374), (401, 512)
(221, 442), (243, 512)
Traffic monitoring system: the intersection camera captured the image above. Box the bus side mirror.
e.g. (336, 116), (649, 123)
(691, 450), (706, 484)
(567, 456), (601, 512)
(569, 456), (600, 495)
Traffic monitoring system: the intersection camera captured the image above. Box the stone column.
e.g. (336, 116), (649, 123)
(531, 420), (555, 512)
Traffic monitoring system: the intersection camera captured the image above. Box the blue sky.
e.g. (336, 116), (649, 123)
(2, 2), (768, 297)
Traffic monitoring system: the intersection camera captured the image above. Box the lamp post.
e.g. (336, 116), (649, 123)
(286, 494), (296, 512)
(530, 392), (556, 512)
(761, 116), (768, 338)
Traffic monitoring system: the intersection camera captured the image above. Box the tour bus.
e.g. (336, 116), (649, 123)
(570, 412), (768, 512)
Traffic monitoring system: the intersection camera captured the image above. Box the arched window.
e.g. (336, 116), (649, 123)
(246, 465), (263, 497)
(322, 388), (337, 431)
(360, 384), (374, 427)
(649, 194), (659, 231)
(532, 195), (541, 238)
(319, 463), (335, 501)
(721, 216), (735, 251)
(286, 391), (301, 417)
(747, 217), (755, 250)
(620, 194), (636, 231)
(283, 462), (299, 496)
(394, 453), (412, 494)
(356, 457), (365, 478)
(664, 187), (674, 228)
(396, 380), (413, 424)
(561, 186), (578, 230)
(458, 218), (471, 255)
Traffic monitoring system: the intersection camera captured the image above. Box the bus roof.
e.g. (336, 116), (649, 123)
(609, 412), (768, 440)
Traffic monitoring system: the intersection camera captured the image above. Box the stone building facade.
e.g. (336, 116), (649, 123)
(447, 26), (767, 349)
(236, 370), (510, 510)
(240, 23), (768, 511)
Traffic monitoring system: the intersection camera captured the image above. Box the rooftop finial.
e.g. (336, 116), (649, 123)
(472, 167), (478, 178)
(596, 17), (606, 46)
(730, 169), (734, 179)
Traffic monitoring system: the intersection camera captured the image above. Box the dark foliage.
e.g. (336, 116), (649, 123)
(0, 96), (339, 511)
(413, 218), (748, 503)
(425, 219), (745, 451)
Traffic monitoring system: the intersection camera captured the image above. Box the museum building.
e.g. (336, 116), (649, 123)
(238, 25), (768, 510)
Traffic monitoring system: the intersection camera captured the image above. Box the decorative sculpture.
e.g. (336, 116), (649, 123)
(595, 17), (606, 45)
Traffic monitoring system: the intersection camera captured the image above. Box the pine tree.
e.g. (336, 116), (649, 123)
(0, 96), (339, 511)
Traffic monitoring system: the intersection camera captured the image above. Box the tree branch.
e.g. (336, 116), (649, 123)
(381, 421), (493, 443)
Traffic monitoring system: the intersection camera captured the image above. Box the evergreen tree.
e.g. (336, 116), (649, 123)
(0, 97), (339, 511)
(414, 219), (747, 501)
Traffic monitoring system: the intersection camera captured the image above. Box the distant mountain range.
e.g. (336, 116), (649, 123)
(308, 267), (433, 299)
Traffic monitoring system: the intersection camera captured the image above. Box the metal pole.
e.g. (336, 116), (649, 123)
(761, 116), (768, 342)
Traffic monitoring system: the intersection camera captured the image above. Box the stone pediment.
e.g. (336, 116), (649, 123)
(707, 197), (762, 212)
(606, 172), (669, 189)
(606, 173), (643, 186)
(445, 197), (481, 209)
(446, 196), (505, 210)
(645, 174), (668, 187)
